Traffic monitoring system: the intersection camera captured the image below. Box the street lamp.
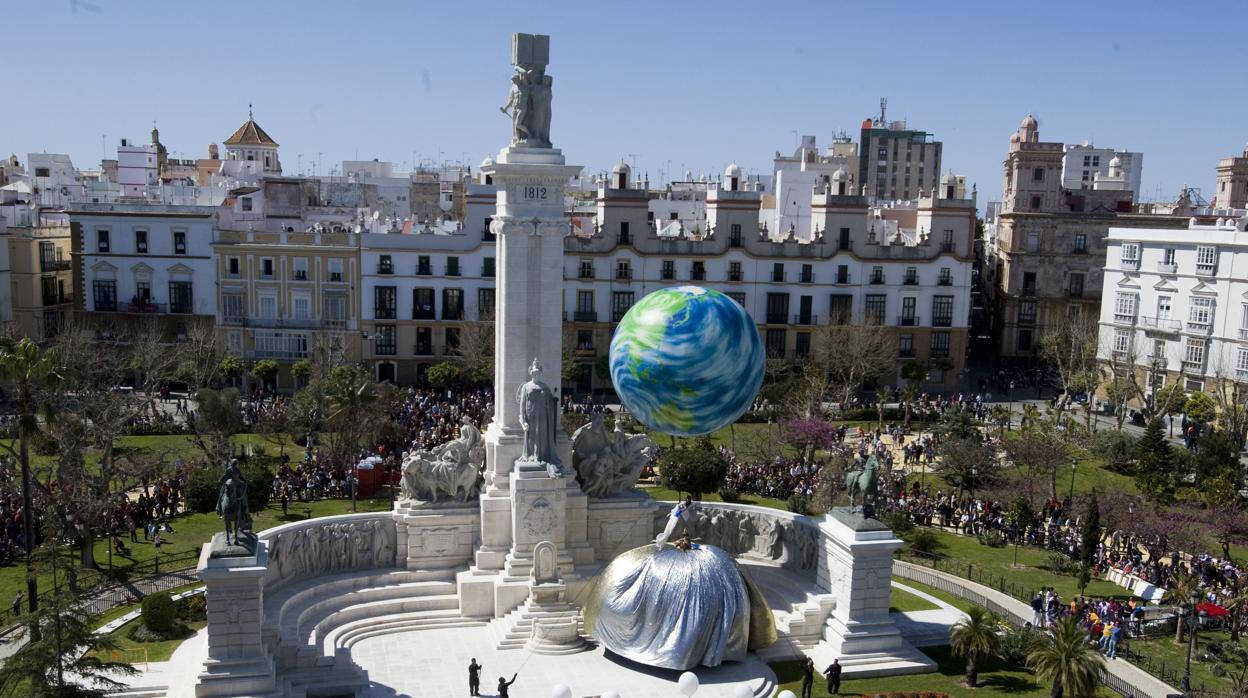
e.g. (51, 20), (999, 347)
(1068, 459), (1078, 502)
(1182, 589), (1202, 693)
(970, 464), (978, 499)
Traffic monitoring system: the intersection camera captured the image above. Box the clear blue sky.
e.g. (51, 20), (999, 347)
(8, 0), (1247, 207)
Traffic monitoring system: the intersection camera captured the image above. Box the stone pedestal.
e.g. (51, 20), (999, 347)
(808, 509), (934, 677)
(586, 492), (661, 561)
(506, 467), (575, 578)
(195, 534), (277, 697)
(393, 500), (480, 572)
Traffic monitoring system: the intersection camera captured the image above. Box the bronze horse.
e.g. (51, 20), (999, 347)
(217, 471), (250, 546)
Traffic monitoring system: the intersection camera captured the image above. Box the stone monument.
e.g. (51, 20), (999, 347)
(460, 32), (592, 620)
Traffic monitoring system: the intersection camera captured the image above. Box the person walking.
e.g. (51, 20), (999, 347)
(11, 591), (23, 618)
(800, 657), (816, 698)
(824, 658), (842, 695)
(467, 658), (482, 696)
(497, 673), (517, 698)
(1030, 592), (1045, 628)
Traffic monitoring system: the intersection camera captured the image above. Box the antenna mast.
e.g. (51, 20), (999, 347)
(879, 97), (888, 124)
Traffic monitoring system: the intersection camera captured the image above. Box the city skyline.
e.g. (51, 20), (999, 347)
(7, 1), (1248, 207)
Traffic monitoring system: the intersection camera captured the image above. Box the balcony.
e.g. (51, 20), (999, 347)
(869, 274), (885, 285)
(1140, 316), (1181, 333)
(251, 347), (310, 361)
(898, 315), (920, 327)
(1239, 328), (1248, 341)
(619, 231), (632, 245)
(1183, 359), (1206, 373)
(940, 242), (955, 253)
(42, 293), (71, 306)
(1186, 320), (1212, 334)
(728, 270), (743, 282)
(729, 235), (742, 248)
(235, 317), (326, 330)
(691, 269), (706, 281)
(442, 309), (464, 321)
(413, 344), (444, 357)
(446, 266), (461, 277)
(835, 273), (850, 284)
(661, 270), (675, 281)
(329, 272), (344, 282)
(375, 308), (397, 320)
(932, 316), (953, 328)
(413, 308), (435, 320)
(1112, 313), (1138, 326)
(765, 314), (788, 324)
(40, 260), (71, 273)
(293, 270), (308, 281)
(903, 276), (918, 286)
(1067, 288), (1084, 298)
(416, 265), (432, 276)
(793, 314), (817, 326)
(573, 311), (598, 322)
(1022, 285), (1037, 297)
(615, 269), (632, 281)
(898, 348), (915, 358)
(578, 268), (594, 279)
(1196, 264), (1217, 277)
(1158, 262), (1177, 274)
(123, 301), (168, 314)
(376, 262), (394, 275)
(1120, 258), (1140, 271)
(938, 277), (952, 286)
(799, 272), (814, 283)
(771, 271), (786, 283)
(1018, 314), (1037, 326)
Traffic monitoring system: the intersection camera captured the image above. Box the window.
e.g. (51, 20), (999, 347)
(1189, 297), (1213, 328)
(34, 167), (50, 177)
(1068, 273), (1084, 297)
(800, 263), (813, 283)
(616, 260), (631, 280)
(836, 265), (849, 284)
(445, 327), (460, 352)
(240, 197), (253, 212)
(691, 261), (705, 281)
(135, 229), (148, 254)
(1022, 272), (1037, 295)
(173, 231), (187, 255)
(482, 257), (495, 278)
(904, 267), (918, 285)
(168, 281), (193, 314)
(414, 327), (433, 355)
(1114, 292), (1138, 322)
(1032, 167), (1044, 182)
(830, 295), (853, 324)
(221, 292), (245, 323)
(938, 267), (952, 285)
(729, 223), (742, 246)
(1074, 234), (1087, 252)
(1237, 347), (1248, 379)
(292, 258), (308, 281)
(258, 295), (277, 319)
(795, 332), (811, 358)
(328, 258), (344, 282)
(766, 293), (790, 324)
(92, 280), (117, 311)
(1113, 329), (1131, 355)
(1030, 196), (1042, 210)
(227, 331), (242, 354)
(1163, 248), (1176, 266)
(1019, 301), (1037, 325)
(870, 266), (884, 284)
(417, 256), (432, 275)
(1184, 337), (1206, 369)
(728, 261), (743, 282)
(932, 296), (954, 327)
(377, 254), (394, 274)
(579, 259), (594, 279)
(292, 295), (310, 320)
(374, 286), (397, 319)
(930, 331), (951, 358)
(1017, 329), (1033, 352)
(611, 292), (634, 321)
(899, 334), (914, 357)
(772, 263), (785, 282)
(942, 229), (954, 252)
(1157, 296), (1172, 321)
(1152, 339), (1167, 364)
(478, 288), (495, 319)
(1196, 245), (1217, 275)
(576, 330), (594, 350)
(134, 281), (151, 303)
(726, 292), (745, 306)
(864, 295), (887, 324)
(1120, 242), (1140, 268)
(765, 328), (786, 358)
(442, 288), (463, 320)
(446, 257), (460, 276)
(659, 260), (675, 280)
(261, 258), (275, 278)
(97, 229), (110, 253)
(374, 325), (396, 355)
(900, 297), (917, 325)
(1025, 231), (1040, 252)
(838, 227), (851, 251)
(413, 288), (435, 319)
(619, 221), (631, 244)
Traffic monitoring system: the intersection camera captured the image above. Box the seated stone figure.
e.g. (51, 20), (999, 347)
(400, 418), (485, 503)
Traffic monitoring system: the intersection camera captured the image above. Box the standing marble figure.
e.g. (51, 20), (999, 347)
(516, 358), (561, 476)
(499, 33), (553, 148)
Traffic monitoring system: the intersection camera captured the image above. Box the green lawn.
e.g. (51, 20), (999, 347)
(890, 577), (976, 615)
(903, 528), (1130, 602)
(773, 645), (1117, 697)
(642, 485), (792, 513)
(889, 584), (939, 614)
(1124, 628), (1244, 694)
(100, 619), (208, 664)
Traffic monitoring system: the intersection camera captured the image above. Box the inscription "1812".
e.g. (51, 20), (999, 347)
(521, 185), (548, 200)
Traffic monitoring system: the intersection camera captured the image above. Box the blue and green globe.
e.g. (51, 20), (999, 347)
(609, 286), (765, 437)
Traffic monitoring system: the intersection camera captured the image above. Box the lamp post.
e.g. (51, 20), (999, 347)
(970, 464), (978, 499)
(1182, 589), (1201, 693)
(1068, 459), (1078, 502)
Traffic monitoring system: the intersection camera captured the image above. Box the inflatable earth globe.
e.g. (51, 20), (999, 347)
(609, 286), (764, 436)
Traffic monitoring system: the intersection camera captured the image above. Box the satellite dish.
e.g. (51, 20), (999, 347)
(372, 211), (381, 221)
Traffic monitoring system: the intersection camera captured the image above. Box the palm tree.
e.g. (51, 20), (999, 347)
(899, 384), (919, 433)
(1225, 579), (1248, 642)
(875, 387), (890, 431)
(949, 606), (1001, 687)
(1164, 571), (1200, 644)
(1027, 616), (1105, 698)
(991, 405), (1012, 437)
(0, 337), (62, 614)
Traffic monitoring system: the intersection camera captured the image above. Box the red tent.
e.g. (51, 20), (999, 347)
(1198, 601), (1229, 618)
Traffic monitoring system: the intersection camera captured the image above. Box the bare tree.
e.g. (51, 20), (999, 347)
(808, 321), (897, 409)
(452, 310), (494, 386)
(1037, 314), (1099, 422)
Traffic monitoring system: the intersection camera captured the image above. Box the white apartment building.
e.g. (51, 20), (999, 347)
(1098, 216), (1248, 397)
(1062, 143), (1143, 195)
(773, 135), (859, 241)
(73, 203), (218, 339)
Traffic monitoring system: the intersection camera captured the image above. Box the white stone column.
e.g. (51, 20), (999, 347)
(194, 538), (276, 697)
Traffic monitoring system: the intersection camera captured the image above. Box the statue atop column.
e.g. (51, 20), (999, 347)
(516, 357), (562, 477)
(500, 33), (553, 149)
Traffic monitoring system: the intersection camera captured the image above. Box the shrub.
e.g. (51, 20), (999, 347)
(186, 460), (272, 514)
(1089, 430), (1137, 473)
(141, 592), (177, 634)
(908, 529), (942, 557)
(881, 510), (914, 535)
(717, 487), (741, 504)
(786, 494), (810, 515)
(1045, 553), (1081, 576)
(178, 593), (207, 622)
(998, 626), (1041, 664)
(977, 530), (1007, 548)
(657, 444), (727, 500)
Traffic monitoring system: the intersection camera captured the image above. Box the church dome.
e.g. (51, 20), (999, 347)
(612, 159), (631, 175)
(724, 162), (742, 179)
(831, 167), (849, 182)
(480, 157), (494, 169)
(1020, 113), (1038, 130)
(941, 171), (958, 185)
(1010, 132), (1021, 144)
(1109, 155), (1122, 169)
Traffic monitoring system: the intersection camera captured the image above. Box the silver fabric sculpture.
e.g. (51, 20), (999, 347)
(570, 415), (655, 497)
(583, 543), (776, 670)
(400, 420), (486, 502)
